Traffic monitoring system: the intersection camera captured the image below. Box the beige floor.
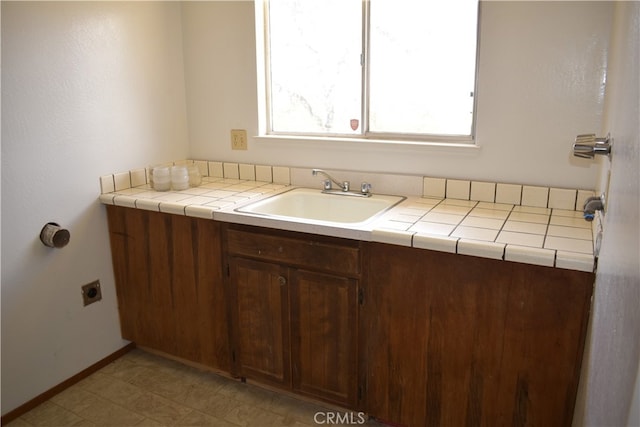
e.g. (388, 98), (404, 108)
(7, 349), (385, 427)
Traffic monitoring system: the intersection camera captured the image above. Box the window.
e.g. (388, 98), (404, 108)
(259, 0), (479, 143)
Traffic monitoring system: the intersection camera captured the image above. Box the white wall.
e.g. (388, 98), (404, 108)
(183, 1), (612, 190)
(1, 1), (189, 414)
(572, 2), (640, 425)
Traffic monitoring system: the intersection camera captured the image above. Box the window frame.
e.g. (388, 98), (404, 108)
(256, 0), (482, 146)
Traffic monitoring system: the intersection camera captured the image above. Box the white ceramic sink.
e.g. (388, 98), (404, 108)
(236, 188), (405, 225)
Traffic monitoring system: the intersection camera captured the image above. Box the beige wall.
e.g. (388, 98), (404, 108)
(573, 2), (640, 425)
(183, 1), (613, 190)
(1, 1), (189, 414)
(4, 1), (636, 420)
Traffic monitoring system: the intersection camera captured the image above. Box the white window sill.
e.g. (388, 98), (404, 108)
(254, 134), (481, 151)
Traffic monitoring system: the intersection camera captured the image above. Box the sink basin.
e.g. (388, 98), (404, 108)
(236, 188), (405, 225)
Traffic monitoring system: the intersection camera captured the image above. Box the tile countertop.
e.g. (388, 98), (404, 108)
(99, 175), (597, 273)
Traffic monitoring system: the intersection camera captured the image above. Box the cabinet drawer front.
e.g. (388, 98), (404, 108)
(226, 229), (360, 276)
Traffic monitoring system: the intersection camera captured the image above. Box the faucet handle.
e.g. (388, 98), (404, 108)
(322, 179), (332, 190)
(361, 182), (372, 194)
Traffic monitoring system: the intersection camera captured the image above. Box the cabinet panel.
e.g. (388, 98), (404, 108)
(495, 264), (593, 427)
(146, 211), (176, 354)
(106, 206), (229, 372)
(290, 269), (358, 407)
(106, 205), (138, 342)
(363, 245), (505, 426)
(229, 257), (291, 388)
(365, 242), (593, 427)
(170, 215), (228, 368)
(107, 206), (174, 350)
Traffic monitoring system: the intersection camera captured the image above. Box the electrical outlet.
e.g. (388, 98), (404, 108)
(231, 129), (248, 150)
(82, 280), (102, 306)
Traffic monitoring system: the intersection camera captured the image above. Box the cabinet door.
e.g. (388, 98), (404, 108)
(229, 257), (291, 388)
(290, 269), (358, 407)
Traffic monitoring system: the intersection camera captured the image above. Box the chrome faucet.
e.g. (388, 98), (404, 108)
(312, 169), (350, 191)
(311, 169), (372, 197)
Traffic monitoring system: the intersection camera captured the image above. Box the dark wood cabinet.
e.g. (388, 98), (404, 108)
(225, 224), (361, 408)
(106, 205), (230, 372)
(106, 206), (593, 425)
(364, 242), (594, 427)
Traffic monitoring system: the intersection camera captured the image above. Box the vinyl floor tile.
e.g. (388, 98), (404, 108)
(8, 349), (384, 427)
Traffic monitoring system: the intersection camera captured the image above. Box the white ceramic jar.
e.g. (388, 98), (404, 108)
(171, 165), (189, 191)
(152, 166), (171, 191)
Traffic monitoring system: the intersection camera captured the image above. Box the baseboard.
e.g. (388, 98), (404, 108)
(0, 342), (135, 426)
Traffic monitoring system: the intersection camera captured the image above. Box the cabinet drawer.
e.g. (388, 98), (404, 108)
(226, 228), (360, 276)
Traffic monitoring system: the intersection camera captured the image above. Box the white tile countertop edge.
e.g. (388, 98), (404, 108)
(99, 162), (598, 273)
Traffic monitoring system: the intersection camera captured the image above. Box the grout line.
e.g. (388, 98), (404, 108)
(541, 210), (552, 250)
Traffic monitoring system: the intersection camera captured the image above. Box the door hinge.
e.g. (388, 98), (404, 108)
(358, 288), (364, 305)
